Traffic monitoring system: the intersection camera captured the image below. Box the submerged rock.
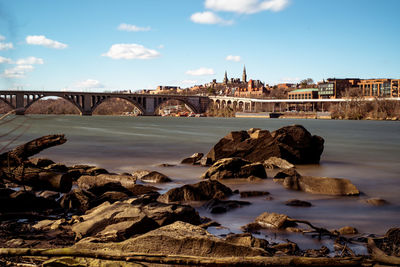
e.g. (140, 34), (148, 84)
(201, 157), (267, 180)
(338, 226), (358, 235)
(255, 212), (294, 229)
(285, 199), (312, 207)
(74, 221), (268, 257)
(283, 175), (360, 196)
(157, 180), (232, 203)
(204, 198), (251, 214)
(364, 197), (389, 206)
(204, 125), (324, 164)
(240, 191), (270, 198)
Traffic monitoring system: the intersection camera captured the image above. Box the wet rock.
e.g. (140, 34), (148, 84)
(1, 190), (59, 213)
(383, 228), (400, 256)
(59, 188), (96, 213)
(365, 197), (389, 206)
(38, 190), (61, 201)
(71, 198), (201, 240)
(285, 199), (312, 207)
(271, 242), (300, 255)
(240, 191), (270, 198)
(157, 180), (232, 203)
(204, 198), (251, 214)
(86, 167), (109, 176)
(254, 212), (296, 229)
(66, 169), (84, 180)
(304, 246), (330, 257)
(273, 168), (301, 180)
(264, 157), (294, 170)
(181, 152), (204, 164)
(225, 233), (271, 253)
(90, 191), (130, 207)
(128, 184), (159, 196)
(201, 157), (267, 180)
(158, 163), (175, 167)
(283, 176), (360, 196)
(5, 238), (25, 248)
(132, 170), (171, 183)
(29, 158), (55, 168)
(204, 125), (324, 164)
(77, 174), (137, 192)
(74, 221), (268, 257)
(84, 181), (133, 197)
(45, 163), (69, 172)
(338, 226), (358, 235)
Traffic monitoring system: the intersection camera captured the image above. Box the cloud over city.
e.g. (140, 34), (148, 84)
(0, 56), (12, 64)
(205, 0), (291, 14)
(16, 57), (44, 65)
(117, 23), (151, 32)
(186, 67), (215, 76)
(102, 44), (160, 60)
(190, 11), (233, 25)
(2, 57), (44, 79)
(26, 35), (68, 49)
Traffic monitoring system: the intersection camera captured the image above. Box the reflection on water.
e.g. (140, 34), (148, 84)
(1, 115), (399, 245)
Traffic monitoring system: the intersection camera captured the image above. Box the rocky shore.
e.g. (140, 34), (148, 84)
(0, 126), (399, 266)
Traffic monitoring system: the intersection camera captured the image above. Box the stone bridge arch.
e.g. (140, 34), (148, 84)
(24, 95), (84, 114)
(154, 97), (200, 115)
(0, 95), (15, 110)
(90, 96), (145, 115)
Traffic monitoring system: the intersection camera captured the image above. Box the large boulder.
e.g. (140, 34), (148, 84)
(283, 175), (360, 196)
(204, 125), (324, 164)
(132, 170), (171, 183)
(74, 221), (268, 257)
(201, 157), (267, 180)
(77, 174), (137, 191)
(264, 157), (294, 170)
(157, 180), (232, 203)
(181, 152), (204, 164)
(71, 198), (201, 241)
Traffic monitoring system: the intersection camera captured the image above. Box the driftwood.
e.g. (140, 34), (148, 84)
(368, 238), (400, 265)
(0, 134), (66, 166)
(0, 248), (366, 266)
(0, 135), (71, 192)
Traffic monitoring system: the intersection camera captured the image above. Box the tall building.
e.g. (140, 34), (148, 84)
(223, 71), (228, 85)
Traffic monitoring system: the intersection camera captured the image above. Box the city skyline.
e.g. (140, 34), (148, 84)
(0, 0), (399, 91)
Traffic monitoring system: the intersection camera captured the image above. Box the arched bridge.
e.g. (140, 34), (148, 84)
(0, 90), (210, 116)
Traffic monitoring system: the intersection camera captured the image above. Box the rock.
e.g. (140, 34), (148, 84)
(33, 219), (55, 231)
(283, 176), (360, 196)
(45, 163), (69, 172)
(74, 221), (268, 257)
(204, 198), (251, 214)
(383, 228), (400, 256)
(86, 167), (109, 176)
(77, 174), (137, 191)
(5, 238), (25, 248)
(200, 156), (213, 166)
(240, 191), (270, 198)
(254, 212), (296, 229)
(66, 169), (84, 180)
(274, 168), (301, 179)
(338, 226), (358, 235)
(158, 163), (175, 167)
(201, 158), (267, 180)
(84, 181), (133, 197)
(285, 199), (312, 207)
(365, 197), (389, 206)
(90, 191), (130, 207)
(71, 198), (201, 240)
(128, 184), (159, 195)
(204, 125), (324, 164)
(181, 152), (204, 164)
(38, 190), (61, 201)
(225, 233), (271, 252)
(264, 157), (295, 170)
(29, 158), (55, 168)
(272, 242), (300, 255)
(59, 188), (96, 213)
(1, 190), (59, 213)
(132, 170), (171, 183)
(304, 246), (330, 257)
(157, 180), (232, 203)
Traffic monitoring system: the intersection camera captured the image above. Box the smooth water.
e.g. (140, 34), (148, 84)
(1, 115), (399, 249)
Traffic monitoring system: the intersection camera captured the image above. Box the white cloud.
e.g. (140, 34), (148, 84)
(102, 43), (160, 60)
(117, 23), (151, 32)
(16, 56), (44, 65)
(205, 0), (290, 14)
(73, 79), (104, 89)
(226, 55), (241, 62)
(0, 56), (12, 64)
(186, 67), (215, 76)
(0, 35), (5, 41)
(190, 11), (233, 25)
(26, 35), (68, 49)
(0, 42), (13, 50)
(3, 65), (34, 79)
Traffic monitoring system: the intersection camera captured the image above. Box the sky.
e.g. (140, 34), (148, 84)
(0, 0), (399, 92)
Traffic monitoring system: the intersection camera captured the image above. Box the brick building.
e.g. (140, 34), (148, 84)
(317, 78), (360, 99)
(288, 88), (319, 100)
(359, 79), (400, 98)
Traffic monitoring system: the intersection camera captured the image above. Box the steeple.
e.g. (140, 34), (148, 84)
(223, 70), (228, 85)
(242, 65), (247, 83)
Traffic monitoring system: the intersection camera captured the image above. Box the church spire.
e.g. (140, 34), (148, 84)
(223, 70), (228, 84)
(242, 65), (247, 83)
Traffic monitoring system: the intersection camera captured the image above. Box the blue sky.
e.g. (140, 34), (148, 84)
(0, 0), (399, 91)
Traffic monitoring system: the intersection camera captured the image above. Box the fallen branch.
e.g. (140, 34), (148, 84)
(0, 248), (366, 266)
(368, 238), (400, 265)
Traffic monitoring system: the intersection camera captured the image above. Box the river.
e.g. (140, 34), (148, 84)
(1, 115), (399, 250)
